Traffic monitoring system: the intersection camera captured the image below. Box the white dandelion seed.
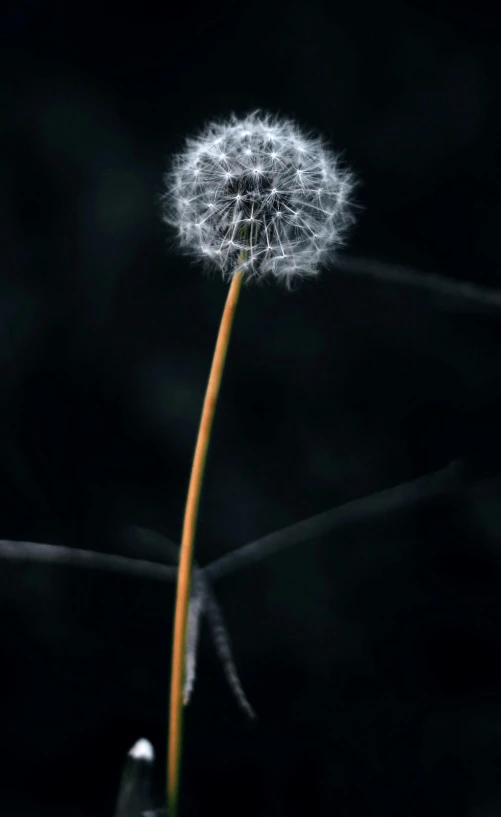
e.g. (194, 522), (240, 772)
(162, 110), (356, 288)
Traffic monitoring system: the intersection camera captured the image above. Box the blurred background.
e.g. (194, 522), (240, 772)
(1, 0), (501, 814)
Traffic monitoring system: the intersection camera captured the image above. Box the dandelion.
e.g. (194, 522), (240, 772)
(162, 110), (356, 288)
(161, 110), (356, 817)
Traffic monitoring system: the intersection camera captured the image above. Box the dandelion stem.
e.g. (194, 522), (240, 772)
(167, 261), (245, 817)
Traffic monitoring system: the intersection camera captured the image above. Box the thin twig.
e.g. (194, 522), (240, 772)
(0, 539), (178, 580)
(335, 255), (501, 311)
(204, 458), (462, 582)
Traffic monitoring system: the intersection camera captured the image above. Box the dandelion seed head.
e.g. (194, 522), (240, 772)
(162, 110), (356, 286)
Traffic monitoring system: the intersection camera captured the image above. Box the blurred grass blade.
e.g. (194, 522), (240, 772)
(114, 738), (156, 817)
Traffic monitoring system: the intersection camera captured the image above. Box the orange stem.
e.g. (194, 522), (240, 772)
(167, 268), (244, 817)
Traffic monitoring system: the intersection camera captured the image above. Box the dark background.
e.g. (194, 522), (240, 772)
(1, 0), (501, 814)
